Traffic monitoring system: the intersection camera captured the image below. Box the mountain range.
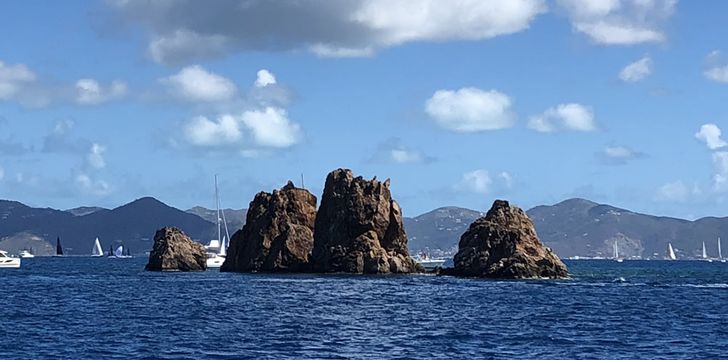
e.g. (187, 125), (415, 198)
(0, 197), (726, 259)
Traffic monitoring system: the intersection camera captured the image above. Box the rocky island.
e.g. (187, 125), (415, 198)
(145, 227), (207, 271)
(443, 200), (568, 279)
(310, 169), (422, 274)
(221, 181), (317, 273)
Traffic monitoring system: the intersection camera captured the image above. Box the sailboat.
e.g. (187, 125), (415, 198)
(701, 241), (712, 262)
(667, 243), (677, 260)
(719, 237), (725, 263)
(613, 240), (623, 262)
(108, 244), (132, 259)
(91, 237), (104, 257)
(206, 175), (230, 269)
(55, 237), (64, 257)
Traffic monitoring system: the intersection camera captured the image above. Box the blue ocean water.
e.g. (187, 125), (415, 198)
(2, 258), (728, 359)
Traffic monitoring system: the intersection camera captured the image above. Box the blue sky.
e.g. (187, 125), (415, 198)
(1, 0), (727, 219)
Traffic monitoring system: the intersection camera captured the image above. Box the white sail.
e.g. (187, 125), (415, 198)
(668, 243), (677, 260)
(114, 245), (124, 257)
(719, 237), (723, 259)
(702, 241), (708, 259)
(92, 237), (103, 256)
(613, 240), (619, 259)
(219, 236), (227, 257)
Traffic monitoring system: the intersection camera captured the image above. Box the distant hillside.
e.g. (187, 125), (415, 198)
(405, 206), (483, 251)
(527, 198), (727, 259)
(66, 206), (107, 217)
(0, 197), (215, 255)
(186, 206), (247, 233)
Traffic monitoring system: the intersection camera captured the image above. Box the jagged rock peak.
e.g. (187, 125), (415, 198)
(145, 227), (207, 272)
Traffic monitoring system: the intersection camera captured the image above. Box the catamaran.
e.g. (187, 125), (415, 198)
(91, 237), (104, 257)
(108, 244), (132, 259)
(667, 243), (677, 260)
(206, 175), (231, 269)
(55, 237), (64, 257)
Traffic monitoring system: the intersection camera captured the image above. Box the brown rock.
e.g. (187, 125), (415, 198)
(221, 181), (317, 272)
(145, 227), (207, 271)
(311, 169), (422, 274)
(444, 200), (568, 279)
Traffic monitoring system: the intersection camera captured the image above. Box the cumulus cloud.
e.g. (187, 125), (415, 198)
(654, 180), (693, 203)
(695, 124), (727, 150)
(557, 0), (676, 45)
(108, 0), (546, 63)
(425, 87), (515, 132)
(368, 137), (434, 164)
(704, 51), (728, 83)
(528, 103), (597, 133)
(242, 107), (301, 148)
(183, 115), (243, 147)
(0, 61), (36, 100)
(161, 65), (237, 102)
(86, 143), (107, 169)
(255, 69), (277, 87)
(75, 173), (112, 196)
(598, 145), (644, 165)
(454, 169), (513, 194)
(75, 79), (127, 105)
(619, 55), (652, 82)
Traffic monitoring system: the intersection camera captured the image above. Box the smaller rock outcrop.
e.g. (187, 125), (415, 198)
(145, 227), (207, 271)
(310, 169), (422, 274)
(221, 181), (317, 273)
(443, 200), (568, 279)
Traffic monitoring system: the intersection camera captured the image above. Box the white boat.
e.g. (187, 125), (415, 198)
(701, 241), (712, 262)
(613, 240), (623, 262)
(206, 175), (231, 269)
(91, 237), (104, 257)
(109, 245), (132, 259)
(19, 249), (34, 258)
(0, 250), (20, 268)
(667, 243), (677, 260)
(414, 254), (446, 271)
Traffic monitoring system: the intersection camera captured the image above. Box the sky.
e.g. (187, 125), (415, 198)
(1, 0), (727, 219)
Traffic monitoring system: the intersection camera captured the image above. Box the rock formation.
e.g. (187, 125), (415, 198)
(444, 200), (568, 279)
(310, 169), (422, 274)
(145, 227), (207, 271)
(221, 181), (317, 273)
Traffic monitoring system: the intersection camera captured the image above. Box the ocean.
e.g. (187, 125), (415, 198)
(2, 258), (727, 359)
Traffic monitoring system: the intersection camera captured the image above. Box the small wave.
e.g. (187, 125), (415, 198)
(678, 283), (728, 289)
(613, 277), (627, 283)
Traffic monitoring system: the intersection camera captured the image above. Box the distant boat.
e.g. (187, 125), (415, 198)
(667, 243), (677, 260)
(91, 237), (104, 257)
(719, 237), (726, 263)
(613, 240), (623, 262)
(0, 250), (20, 269)
(19, 248), (34, 258)
(109, 244), (132, 259)
(206, 175), (230, 269)
(701, 241), (712, 262)
(55, 237), (64, 256)
(414, 253), (447, 271)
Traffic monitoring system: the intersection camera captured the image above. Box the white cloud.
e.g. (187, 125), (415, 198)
(712, 152), (728, 192)
(600, 145), (643, 165)
(619, 55), (652, 82)
(75, 79), (127, 105)
(369, 138), (433, 164)
(528, 103), (596, 133)
(183, 115), (243, 147)
(425, 87), (515, 132)
(255, 69), (277, 87)
(86, 143), (107, 169)
(0, 61), (36, 100)
(110, 0), (546, 63)
(654, 180), (691, 203)
(75, 173), (112, 196)
(695, 124), (727, 150)
(241, 107), (301, 148)
(456, 169), (492, 194)
(499, 172), (513, 188)
(162, 65), (237, 102)
(558, 0), (676, 45)
(704, 51), (728, 83)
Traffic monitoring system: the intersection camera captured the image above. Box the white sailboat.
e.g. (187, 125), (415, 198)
(719, 237), (725, 263)
(667, 243), (677, 260)
(701, 241), (712, 262)
(206, 175), (230, 269)
(91, 237), (104, 257)
(613, 240), (623, 262)
(109, 245), (132, 259)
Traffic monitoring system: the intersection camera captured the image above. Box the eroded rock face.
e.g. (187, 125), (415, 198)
(311, 169), (422, 274)
(444, 200), (568, 279)
(221, 181), (317, 272)
(145, 227), (206, 271)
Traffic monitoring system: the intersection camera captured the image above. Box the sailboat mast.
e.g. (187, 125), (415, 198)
(215, 174), (221, 245)
(702, 241), (707, 259)
(614, 240), (618, 259)
(719, 237), (723, 259)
